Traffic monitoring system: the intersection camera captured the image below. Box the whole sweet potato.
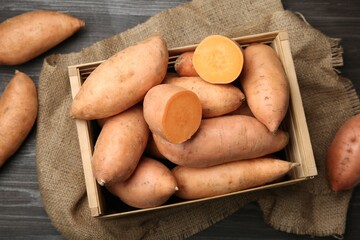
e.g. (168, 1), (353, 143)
(0, 10), (85, 65)
(172, 157), (298, 199)
(106, 157), (178, 209)
(153, 115), (289, 168)
(0, 71), (38, 167)
(92, 104), (149, 186)
(240, 43), (289, 133)
(326, 113), (360, 192)
(71, 34), (168, 120)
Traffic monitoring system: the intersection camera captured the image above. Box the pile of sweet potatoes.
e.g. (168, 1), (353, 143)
(71, 34), (299, 209)
(0, 10), (85, 167)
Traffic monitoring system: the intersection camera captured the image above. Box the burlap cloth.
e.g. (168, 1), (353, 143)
(36, 0), (360, 239)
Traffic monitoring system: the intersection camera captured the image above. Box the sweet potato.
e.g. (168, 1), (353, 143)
(143, 84), (202, 144)
(172, 158), (298, 199)
(71, 34), (168, 120)
(0, 10), (85, 65)
(163, 75), (245, 118)
(240, 43), (289, 133)
(0, 71), (38, 167)
(326, 113), (360, 192)
(193, 35), (244, 84)
(92, 104), (149, 186)
(106, 157), (178, 208)
(153, 115), (289, 168)
(174, 51), (199, 77)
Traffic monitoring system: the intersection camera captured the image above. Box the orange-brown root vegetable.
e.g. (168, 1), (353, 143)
(193, 35), (244, 84)
(163, 75), (245, 118)
(71, 34), (168, 120)
(240, 43), (289, 133)
(92, 104), (149, 185)
(172, 158), (298, 199)
(0, 71), (38, 167)
(174, 51), (199, 77)
(106, 157), (178, 208)
(326, 113), (360, 192)
(153, 115), (289, 168)
(0, 10), (85, 65)
(143, 84), (202, 144)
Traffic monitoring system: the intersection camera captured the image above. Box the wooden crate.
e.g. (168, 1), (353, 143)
(68, 31), (317, 219)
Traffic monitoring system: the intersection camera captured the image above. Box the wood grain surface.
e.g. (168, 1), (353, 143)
(0, 0), (359, 239)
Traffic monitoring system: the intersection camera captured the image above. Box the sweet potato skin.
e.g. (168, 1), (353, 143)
(0, 71), (38, 167)
(172, 158), (296, 199)
(174, 51), (199, 77)
(92, 104), (149, 185)
(153, 115), (289, 168)
(0, 10), (85, 65)
(326, 113), (360, 192)
(71, 34), (168, 120)
(163, 75), (245, 118)
(106, 157), (178, 208)
(240, 43), (289, 133)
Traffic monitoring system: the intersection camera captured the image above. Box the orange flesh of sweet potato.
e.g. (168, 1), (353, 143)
(193, 35), (244, 84)
(153, 115), (289, 168)
(105, 157), (178, 208)
(143, 84), (202, 144)
(326, 113), (360, 192)
(172, 157), (298, 200)
(174, 51), (199, 77)
(0, 10), (84, 65)
(163, 75), (245, 118)
(92, 104), (149, 185)
(240, 43), (289, 133)
(0, 71), (38, 167)
(71, 34), (168, 120)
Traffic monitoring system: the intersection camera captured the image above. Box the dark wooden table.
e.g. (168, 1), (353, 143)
(0, 0), (359, 239)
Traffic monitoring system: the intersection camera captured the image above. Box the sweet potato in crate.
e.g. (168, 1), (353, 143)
(68, 31), (317, 218)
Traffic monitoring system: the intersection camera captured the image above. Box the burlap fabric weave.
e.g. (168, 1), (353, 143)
(36, 0), (360, 239)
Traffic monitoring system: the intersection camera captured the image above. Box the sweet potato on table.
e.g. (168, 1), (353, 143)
(240, 43), (289, 133)
(153, 115), (289, 168)
(326, 113), (360, 192)
(174, 51), (199, 77)
(192, 35), (244, 84)
(163, 75), (245, 118)
(92, 104), (149, 186)
(71, 34), (168, 120)
(0, 10), (85, 65)
(106, 157), (178, 209)
(143, 84), (202, 144)
(172, 158), (298, 199)
(0, 71), (38, 167)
